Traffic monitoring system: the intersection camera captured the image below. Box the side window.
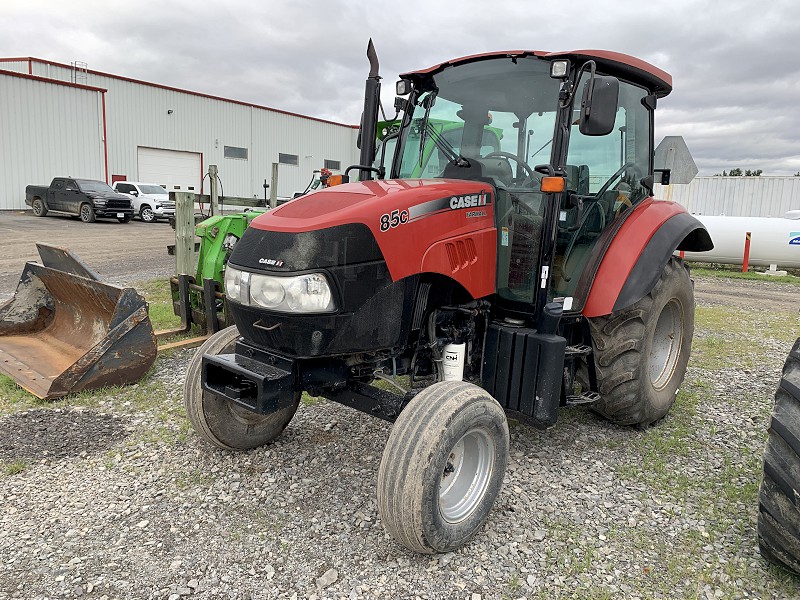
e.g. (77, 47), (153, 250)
(566, 80), (650, 206)
(116, 183), (132, 193)
(65, 180), (77, 190)
(53, 180), (64, 190)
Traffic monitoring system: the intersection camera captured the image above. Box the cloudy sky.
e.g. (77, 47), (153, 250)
(3, 0), (799, 176)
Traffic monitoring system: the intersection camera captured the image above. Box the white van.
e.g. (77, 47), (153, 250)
(112, 181), (176, 223)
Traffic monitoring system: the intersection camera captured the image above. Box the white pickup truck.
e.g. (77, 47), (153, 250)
(112, 181), (176, 223)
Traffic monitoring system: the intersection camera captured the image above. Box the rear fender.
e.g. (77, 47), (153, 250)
(583, 199), (712, 317)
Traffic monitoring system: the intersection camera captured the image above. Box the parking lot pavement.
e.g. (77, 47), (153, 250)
(0, 210), (178, 300)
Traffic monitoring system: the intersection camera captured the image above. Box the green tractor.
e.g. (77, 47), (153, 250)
(170, 210), (266, 333)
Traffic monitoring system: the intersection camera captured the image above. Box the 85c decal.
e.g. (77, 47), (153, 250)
(379, 209), (409, 232)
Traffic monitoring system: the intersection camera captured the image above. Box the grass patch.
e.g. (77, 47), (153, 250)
(2, 460), (29, 476)
(136, 278), (183, 331)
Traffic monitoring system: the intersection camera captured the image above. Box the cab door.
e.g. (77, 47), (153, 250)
(549, 79), (653, 311)
(59, 179), (81, 214)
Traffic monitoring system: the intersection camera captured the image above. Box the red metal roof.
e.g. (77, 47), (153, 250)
(401, 49), (672, 97)
(0, 57), (359, 129)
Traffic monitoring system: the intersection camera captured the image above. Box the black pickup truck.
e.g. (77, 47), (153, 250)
(25, 178), (134, 223)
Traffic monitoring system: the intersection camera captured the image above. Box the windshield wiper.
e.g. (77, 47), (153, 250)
(425, 122), (470, 168)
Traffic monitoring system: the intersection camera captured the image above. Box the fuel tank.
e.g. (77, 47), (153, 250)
(682, 213), (800, 268)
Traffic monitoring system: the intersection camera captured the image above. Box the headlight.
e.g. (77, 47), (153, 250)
(94, 199), (107, 205)
(223, 267), (335, 313)
(224, 266), (247, 303)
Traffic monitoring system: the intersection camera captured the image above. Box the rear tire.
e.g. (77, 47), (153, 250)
(31, 198), (48, 217)
(758, 338), (800, 574)
(79, 203), (96, 223)
(184, 325), (300, 450)
(589, 257), (693, 427)
(140, 206), (156, 223)
(377, 381), (509, 553)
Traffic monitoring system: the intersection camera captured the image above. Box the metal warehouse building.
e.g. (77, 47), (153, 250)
(0, 57), (360, 210)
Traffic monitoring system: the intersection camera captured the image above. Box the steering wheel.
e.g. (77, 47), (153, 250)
(595, 161), (642, 197)
(482, 151), (536, 184)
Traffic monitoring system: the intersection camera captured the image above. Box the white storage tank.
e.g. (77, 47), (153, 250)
(682, 212), (800, 268)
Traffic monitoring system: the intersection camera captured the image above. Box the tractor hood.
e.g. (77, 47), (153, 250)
(251, 179), (492, 235)
(241, 178), (497, 298)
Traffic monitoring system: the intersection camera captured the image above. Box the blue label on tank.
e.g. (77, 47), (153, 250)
(790, 232), (800, 245)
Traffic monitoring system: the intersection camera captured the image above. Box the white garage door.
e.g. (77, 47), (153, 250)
(137, 147), (202, 192)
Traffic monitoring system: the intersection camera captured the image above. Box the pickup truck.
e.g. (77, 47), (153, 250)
(26, 178), (134, 223)
(112, 181), (175, 223)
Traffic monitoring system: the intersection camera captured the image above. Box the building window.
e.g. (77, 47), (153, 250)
(224, 146), (248, 160)
(324, 159), (341, 171)
(279, 153), (299, 166)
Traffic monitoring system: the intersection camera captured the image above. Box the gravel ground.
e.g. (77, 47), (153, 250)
(0, 277), (799, 599)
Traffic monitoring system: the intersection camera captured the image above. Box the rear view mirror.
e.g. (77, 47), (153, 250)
(579, 75), (619, 136)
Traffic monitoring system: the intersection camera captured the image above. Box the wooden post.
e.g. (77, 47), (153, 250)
(742, 231), (752, 272)
(209, 164), (219, 216)
(174, 192), (196, 276)
(270, 162), (279, 209)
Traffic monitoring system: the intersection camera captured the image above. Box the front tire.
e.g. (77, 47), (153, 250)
(79, 203), (96, 223)
(758, 338), (800, 574)
(589, 257), (694, 427)
(31, 198), (48, 217)
(377, 381), (509, 553)
(184, 326), (300, 450)
(140, 205), (156, 223)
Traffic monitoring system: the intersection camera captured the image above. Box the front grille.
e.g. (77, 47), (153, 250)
(106, 199), (131, 210)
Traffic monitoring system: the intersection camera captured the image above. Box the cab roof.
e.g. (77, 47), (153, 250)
(400, 49), (672, 98)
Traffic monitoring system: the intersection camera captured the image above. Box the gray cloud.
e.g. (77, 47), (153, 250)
(3, 0), (799, 175)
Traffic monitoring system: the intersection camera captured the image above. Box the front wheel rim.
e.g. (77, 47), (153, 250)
(81, 206), (90, 220)
(439, 428), (495, 524)
(649, 299), (684, 390)
(142, 208), (153, 221)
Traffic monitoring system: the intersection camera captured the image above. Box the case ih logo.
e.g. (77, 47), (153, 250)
(258, 258), (284, 267)
(450, 193), (489, 210)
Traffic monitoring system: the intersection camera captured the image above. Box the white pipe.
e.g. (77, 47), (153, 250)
(682, 213), (800, 268)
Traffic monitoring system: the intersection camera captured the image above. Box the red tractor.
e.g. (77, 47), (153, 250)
(185, 42), (712, 553)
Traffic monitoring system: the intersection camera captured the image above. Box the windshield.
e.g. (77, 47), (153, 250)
(139, 184), (167, 195)
(397, 57), (560, 188)
(77, 180), (115, 194)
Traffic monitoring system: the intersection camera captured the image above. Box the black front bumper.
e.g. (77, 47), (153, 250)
(202, 340), (298, 414)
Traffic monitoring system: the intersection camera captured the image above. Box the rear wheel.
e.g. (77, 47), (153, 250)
(589, 257), (693, 427)
(758, 338), (800, 574)
(79, 203), (96, 223)
(377, 381), (509, 553)
(31, 198), (48, 217)
(140, 205), (156, 223)
(184, 325), (300, 450)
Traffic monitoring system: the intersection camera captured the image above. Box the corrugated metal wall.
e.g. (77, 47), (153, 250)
(20, 60), (360, 202)
(655, 177), (800, 217)
(0, 72), (104, 210)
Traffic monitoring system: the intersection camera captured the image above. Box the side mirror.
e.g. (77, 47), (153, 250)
(579, 75), (619, 136)
(131, 191), (139, 196)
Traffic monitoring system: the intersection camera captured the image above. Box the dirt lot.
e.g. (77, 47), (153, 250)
(1, 210), (800, 598)
(0, 210), (177, 301)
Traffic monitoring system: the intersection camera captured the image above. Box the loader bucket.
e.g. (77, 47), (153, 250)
(0, 244), (157, 399)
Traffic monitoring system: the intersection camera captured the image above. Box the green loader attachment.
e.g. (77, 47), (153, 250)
(0, 244), (157, 399)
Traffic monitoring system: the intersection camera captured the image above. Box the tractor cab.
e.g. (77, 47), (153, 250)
(377, 51), (668, 320)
